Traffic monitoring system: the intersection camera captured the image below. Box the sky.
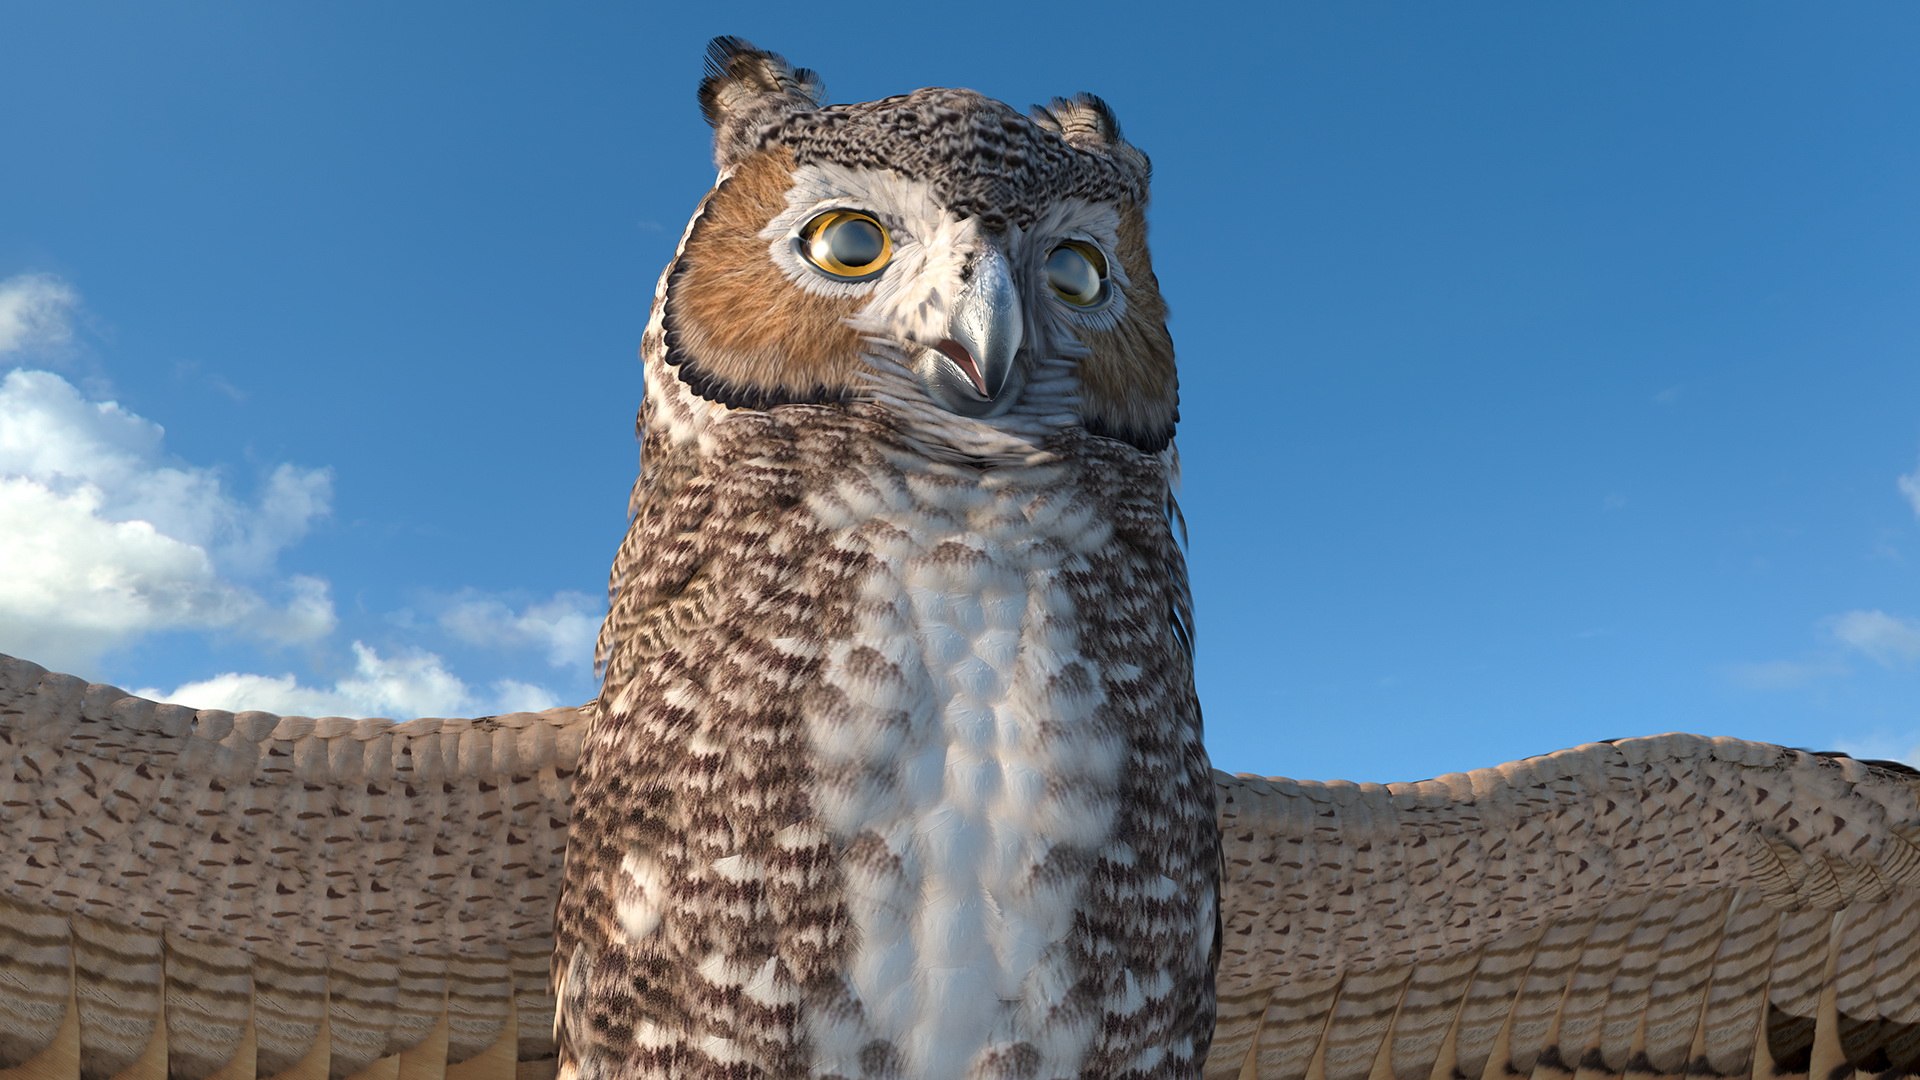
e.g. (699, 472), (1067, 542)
(2, 4), (1917, 784)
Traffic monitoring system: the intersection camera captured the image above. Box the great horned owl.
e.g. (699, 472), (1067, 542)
(555, 36), (1215, 1080)
(6, 34), (1920, 1080)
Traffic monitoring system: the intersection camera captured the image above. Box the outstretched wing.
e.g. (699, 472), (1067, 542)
(1208, 735), (1920, 1080)
(0, 654), (584, 1080)
(13, 657), (1920, 1080)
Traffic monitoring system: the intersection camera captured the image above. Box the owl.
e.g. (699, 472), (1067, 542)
(6, 34), (1920, 1080)
(552, 36), (1216, 1080)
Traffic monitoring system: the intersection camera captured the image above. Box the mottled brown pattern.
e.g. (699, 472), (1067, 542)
(1052, 432), (1214, 1076)
(770, 90), (1148, 235)
(597, 396), (718, 696)
(7, 661), (1920, 1079)
(700, 36), (825, 171)
(563, 407), (875, 1079)
(0, 653), (574, 1080)
(574, 39), (1215, 1076)
(663, 148), (868, 411)
(568, 374), (1213, 1060)
(566, 396), (1217, 1078)
(1206, 738), (1920, 1079)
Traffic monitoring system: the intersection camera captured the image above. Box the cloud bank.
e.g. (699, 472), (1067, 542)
(1, 271), (594, 717)
(1, 277), (335, 672)
(138, 640), (562, 718)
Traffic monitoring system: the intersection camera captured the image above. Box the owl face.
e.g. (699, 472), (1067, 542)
(654, 39), (1178, 457)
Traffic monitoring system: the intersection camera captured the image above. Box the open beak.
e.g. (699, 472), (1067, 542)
(919, 246), (1022, 415)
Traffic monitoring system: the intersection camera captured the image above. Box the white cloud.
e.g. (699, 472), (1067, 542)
(0, 277), (583, 717)
(1900, 460), (1920, 520)
(138, 641), (567, 718)
(438, 590), (601, 669)
(0, 367), (335, 671)
(492, 679), (566, 714)
(0, 274), (78, 356)
(1829, 609), (1920, 668)
(0, 370), (331, 569)
(1723, 656), (1849, 691)
(1728, 608), (1920, 693)
(1833, 734), (1920, 768)
(249, 574), (338, 643)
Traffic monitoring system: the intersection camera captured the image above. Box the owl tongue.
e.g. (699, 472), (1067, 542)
(934, 339), (989, 398)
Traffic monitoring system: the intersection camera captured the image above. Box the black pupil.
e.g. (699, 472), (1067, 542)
(1047, 247), (1100, 299)
(828, 218), (884, 268)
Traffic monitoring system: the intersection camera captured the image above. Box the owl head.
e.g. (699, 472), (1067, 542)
(647, 37), (1177, 459)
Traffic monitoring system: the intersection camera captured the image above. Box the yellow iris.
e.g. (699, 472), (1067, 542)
(801, 210), (892, 278)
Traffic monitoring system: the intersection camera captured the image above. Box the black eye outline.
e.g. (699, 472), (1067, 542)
(796, 210), (893, 281)
(1045, 241), (1110, 308)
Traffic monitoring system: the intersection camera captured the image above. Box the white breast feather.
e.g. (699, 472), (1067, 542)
(804, 453), (1126, 1078)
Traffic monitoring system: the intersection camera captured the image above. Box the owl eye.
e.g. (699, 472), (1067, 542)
(1045, 242), (1108, 307)
(799, 210), (892, 279)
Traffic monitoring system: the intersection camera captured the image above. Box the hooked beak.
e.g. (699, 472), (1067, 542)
(917, 247), (1022, 417)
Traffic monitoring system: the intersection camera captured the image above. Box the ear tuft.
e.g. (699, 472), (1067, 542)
(1032, 93), (1151, 188)
(698, 37), (825, 169)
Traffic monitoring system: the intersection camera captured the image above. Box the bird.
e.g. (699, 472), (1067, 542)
(3, 35), (1920, 1080)
(562, 36), (1215, 1078)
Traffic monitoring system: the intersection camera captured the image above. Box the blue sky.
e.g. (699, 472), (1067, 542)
(2, 4), (1917, 783)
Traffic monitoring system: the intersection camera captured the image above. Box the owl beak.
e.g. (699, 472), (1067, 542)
(922, 247), (1022, 414)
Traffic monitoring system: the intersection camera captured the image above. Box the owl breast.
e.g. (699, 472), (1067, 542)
(802, 441), (1132, 1076)
(574, 405), (1216, 1080)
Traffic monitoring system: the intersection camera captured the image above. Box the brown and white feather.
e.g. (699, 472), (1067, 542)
(4, 36), (1919, 1080)
(5, 661), (1920, 1078)
(1209, 737), (1920, 1079)
(0, 654), (578, 1080)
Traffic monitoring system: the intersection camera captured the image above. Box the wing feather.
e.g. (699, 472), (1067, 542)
(1449, 926), (1544, 1080)
(161, 929), (253, 1080)
(1385, 947), (1477, 1080)
(1210, 736), (1920, 1079)
(11, 657), (1920, 1080)
(1695, 896), (1777, 1076)
(0, 655), (582, 1080)
(1315, 963), (1411, 1080)
(1633, 890), (1725, 1074)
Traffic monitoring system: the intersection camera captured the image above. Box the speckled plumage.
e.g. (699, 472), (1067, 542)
(4, 663), (1920, 1080)
(4, 36), (1920, 1080)
(561, 38), (1214, 1078)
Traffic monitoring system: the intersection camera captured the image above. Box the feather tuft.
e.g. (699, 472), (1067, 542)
(1031, 93), (1151, 185)
(697, 37), (825, 168)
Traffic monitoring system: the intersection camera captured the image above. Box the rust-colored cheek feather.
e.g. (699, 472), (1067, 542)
(1079, 203), (1178, 452)
(663, 147), (867, 410)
